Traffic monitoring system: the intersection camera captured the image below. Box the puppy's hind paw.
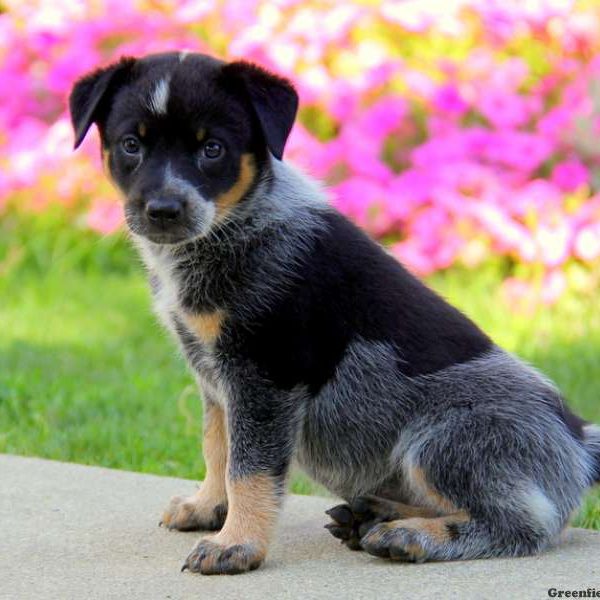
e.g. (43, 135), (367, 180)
(326, 495), (413, 551)
(325, 504), (362, 551)
(360, 522), (428, 563)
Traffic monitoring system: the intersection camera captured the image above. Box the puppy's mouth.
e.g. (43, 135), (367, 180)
(141, 230), (192, 245)
(124, 213), (213, 246)
(129, 223), (211, 246)
(124, 196), (215, 245)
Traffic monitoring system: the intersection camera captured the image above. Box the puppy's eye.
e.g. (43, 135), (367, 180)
(121, 135), (141, 155)
(203, 140), (223, 159)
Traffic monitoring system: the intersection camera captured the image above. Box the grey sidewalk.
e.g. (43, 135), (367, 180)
(1, 454), (598, 599)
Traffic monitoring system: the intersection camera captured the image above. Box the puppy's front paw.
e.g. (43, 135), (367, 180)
(161, 494), (227, 531)
(181, 537), (265, 575)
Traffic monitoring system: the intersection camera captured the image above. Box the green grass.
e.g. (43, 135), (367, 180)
(1, 213), (599, 524)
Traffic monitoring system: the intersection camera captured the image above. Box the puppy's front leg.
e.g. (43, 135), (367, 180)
(182, 383), (297, 575)
(161, 396), (228, 531)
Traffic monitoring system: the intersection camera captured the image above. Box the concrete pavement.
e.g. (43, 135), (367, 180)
(1, 454), (598, 599)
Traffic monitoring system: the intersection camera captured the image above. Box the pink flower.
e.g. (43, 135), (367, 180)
(87, 199), (123, 235)
(331, 176), (396, 236)
(357, 96), (407, 143)
(487, 58), (530, 91)
(538, 106), (574, 143)
(477, 89), (532, 129)
(387, 169), (433, 215)
(326, 80), (359, 121)
(433, 84), (469, 116)
(511, 179), (563, 215)
(551, 158), (589, 191)
(337, 124), (393, 182)
(483, 132), (555, 173)
(391, 239), (437, 276)
(411, 129), (478, 167)
(286, 124), (340, 179)
(402, 69), (436, 100)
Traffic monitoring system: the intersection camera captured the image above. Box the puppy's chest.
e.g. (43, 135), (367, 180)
(149, 264), (230, 398)
(150, 265), (223, 338)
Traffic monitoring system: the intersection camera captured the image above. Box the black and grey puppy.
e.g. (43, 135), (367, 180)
(70, 52), (600, 575)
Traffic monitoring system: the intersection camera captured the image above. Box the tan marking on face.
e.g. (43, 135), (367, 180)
(408, 466), (459, 514)
(184, 309), (225, 344)
(101, 148), (116, 188)
(196, 128), (206, 142)
(214, 153), (256, 220)
(160, 403), (228, 529)
(102, 148), (111, 173)
(138, 122), (147, 137)
(211, 473), (279, 555)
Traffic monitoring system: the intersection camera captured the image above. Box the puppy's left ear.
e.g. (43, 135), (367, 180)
(69, 57), (136, 149)
(221, 61), (298, 160)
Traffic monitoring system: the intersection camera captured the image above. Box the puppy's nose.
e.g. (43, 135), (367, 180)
(145, 198), (183, 223)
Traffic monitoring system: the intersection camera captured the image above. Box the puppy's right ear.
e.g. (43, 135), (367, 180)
(69, 57), (136, 149)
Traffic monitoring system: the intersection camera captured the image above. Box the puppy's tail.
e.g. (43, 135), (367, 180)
(583, 424), (600, 484)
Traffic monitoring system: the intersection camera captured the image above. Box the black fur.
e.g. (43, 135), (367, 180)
(226, 210), (492, 394)
(70, 57), (135, 148)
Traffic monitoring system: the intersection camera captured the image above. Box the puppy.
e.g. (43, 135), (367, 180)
(69, 52), (600, 574)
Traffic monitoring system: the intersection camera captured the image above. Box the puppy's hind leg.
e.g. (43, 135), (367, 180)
(360, 413), (580, 562)
(360, 512), (475, 562)
(357, 470), (554, 563)
(326, 496), (439, 551)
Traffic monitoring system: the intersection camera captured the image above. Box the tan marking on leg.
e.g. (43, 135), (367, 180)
(395, 503), (440, 518)
(374, 497), (441, 519)
(407, 466), (460, 514)
(199, 473), (279, 570)
(161, 403), (228, 529)
(200, 402), (228, 504)
(401, 512), (471, 543)
(368, 512), (471, 561)
(184, 309), (225, 344)
(138, 122), (147, 137)
(196, 128), (206, 142)
(214, 153), (256, 220)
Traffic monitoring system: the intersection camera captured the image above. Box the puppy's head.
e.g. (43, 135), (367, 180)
(69, 52), (298, 244)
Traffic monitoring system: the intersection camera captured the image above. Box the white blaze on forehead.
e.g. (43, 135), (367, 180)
(147, 76), (171, 115)
(179, 50), (190, 63)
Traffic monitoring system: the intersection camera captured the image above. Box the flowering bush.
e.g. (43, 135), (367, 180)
(2, 0), (600, 302)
